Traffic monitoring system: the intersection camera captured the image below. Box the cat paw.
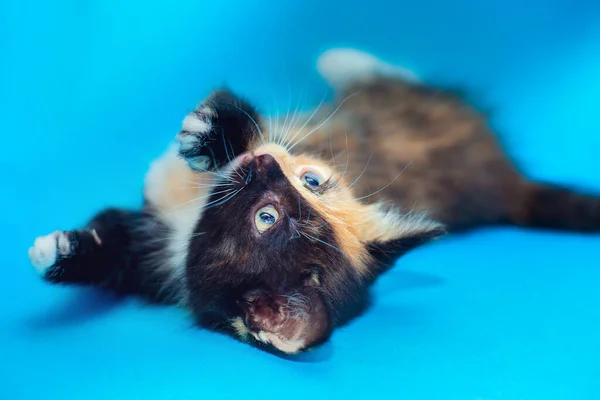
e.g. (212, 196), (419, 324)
(28, 231), (73, 276)
(176, 89), (263, 172)
(176, 103), (217, 171)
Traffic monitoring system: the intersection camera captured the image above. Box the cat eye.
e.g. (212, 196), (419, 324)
(301, 171), (322, 188)
(254, 205), (279, 233)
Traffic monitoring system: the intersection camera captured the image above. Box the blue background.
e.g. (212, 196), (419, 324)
(2, 0), (600, 398)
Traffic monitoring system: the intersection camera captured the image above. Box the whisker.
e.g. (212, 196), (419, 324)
(347, 152), (373, 189)
(300, 231), (343, 253)
(145, 231), (205, 245)
(228, 138), (248, 175)
(305, 207), (312, 225)
(339, 129), (350, 182)
(170, 187), (237, 210)
(192, 166), (239, 183)
(409, 199), (419, 214)
(284, 214), (303, 241)
(183, 174), (222, 182)
(233, 103), (265, 145)
(206, 146), (222, 175)
(329, 129), (336, 168)
(354, 158), (415, 202)
(173, 184), (230, 190)
(271, 94), (282, 144)
(308, 221), (329, 230)
(222, 131), (243, 180)
(278, 86), (294, 147)
(180, 179), (235, 189)
(280, 90), (306, 148)
(268, 112), (273, 143)
(287, 92), (357, 152)
(245, 164), (253, 184)
(204, 187), (244, 209)
(283, 93), (327, 151)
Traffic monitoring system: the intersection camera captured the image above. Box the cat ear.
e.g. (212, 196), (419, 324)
(360, 203), (446, 277)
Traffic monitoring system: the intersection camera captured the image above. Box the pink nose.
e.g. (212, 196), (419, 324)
(255, 153), (276, 171)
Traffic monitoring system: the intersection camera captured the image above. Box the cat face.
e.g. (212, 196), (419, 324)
(182, 91), (445, 354)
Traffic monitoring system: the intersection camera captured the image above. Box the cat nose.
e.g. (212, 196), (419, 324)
(254, 154), (277, 172)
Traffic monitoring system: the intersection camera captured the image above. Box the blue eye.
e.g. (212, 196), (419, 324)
(302, 172), (321, 187)
(255, 205), (279, 233)
(259, 212), (276, 225)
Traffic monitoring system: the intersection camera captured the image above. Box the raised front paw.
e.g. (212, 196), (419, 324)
(176, 103), (217, 171)
(176, 89), (264, 172)
(28, 230), (75, 278)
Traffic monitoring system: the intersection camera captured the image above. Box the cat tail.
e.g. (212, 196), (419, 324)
(316, 48), (420, 91)
(510, 181), (600, 232)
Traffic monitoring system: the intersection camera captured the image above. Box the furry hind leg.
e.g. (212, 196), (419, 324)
(28, 208), (185, 304)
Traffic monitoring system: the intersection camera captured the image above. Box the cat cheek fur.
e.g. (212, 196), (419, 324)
(359, 203), (447, 280)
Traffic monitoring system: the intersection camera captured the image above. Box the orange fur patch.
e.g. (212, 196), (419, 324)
(144, 145), (214, 223)
(254, 144), (376, 274)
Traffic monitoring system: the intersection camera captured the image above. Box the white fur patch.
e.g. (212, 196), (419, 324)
(231, 317), (250, 340)
(317, 48), (419, 90)
(144, 144), (206, 230)
(167, 217), (199, 281)
(252, 331), (306, 354)
(372, 203), (444, 241)
(28, 231), (70, 275)
(177, 108), (215, 155)
(144, 144), (206, 296)
(198, 105), (215, 117)
(176, 133), (200, 151)
(182, 114), (212, 134)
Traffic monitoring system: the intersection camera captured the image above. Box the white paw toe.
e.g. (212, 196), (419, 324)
(57, 232), (71, 255)
(177, 104), (215, 153)
(176, 132), (201, 151)
(182, 113), (212, 134)
(28, 231), (70, 275)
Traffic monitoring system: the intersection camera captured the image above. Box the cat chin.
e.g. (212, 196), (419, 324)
(238, 287), (331, 354)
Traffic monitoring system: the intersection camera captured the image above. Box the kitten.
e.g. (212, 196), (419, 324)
(28, 49), (600, 355)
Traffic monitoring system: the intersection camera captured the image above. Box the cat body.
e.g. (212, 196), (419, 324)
(28, 49), (600, 354)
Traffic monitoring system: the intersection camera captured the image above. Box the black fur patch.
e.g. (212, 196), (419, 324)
(185, 154), (370, 349)
(366, 226), (447, 282)
(179, 89), (263, 170)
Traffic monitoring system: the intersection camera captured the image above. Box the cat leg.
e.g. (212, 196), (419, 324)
(176, 89), (264, 172)
(28, 208), (185, 304)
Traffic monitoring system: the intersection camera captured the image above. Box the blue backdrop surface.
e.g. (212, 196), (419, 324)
(1, 0), (599, 398)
